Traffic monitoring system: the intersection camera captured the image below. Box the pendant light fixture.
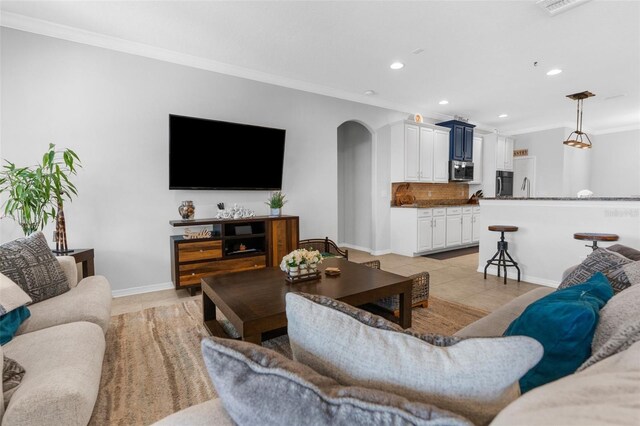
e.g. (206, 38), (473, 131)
(564, 91), (595, 149)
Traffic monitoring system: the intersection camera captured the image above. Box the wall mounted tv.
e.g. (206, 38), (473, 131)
(169, 114), (286, 190)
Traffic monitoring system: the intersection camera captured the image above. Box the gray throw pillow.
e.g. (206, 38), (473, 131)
(3, 356), (25, 406)
(579, 283), (640, 371)
(559, 248), (633, 293)
(201, 337), (473, 426)
(608, 244), (640, 261)
(301, 293), (464, 346)
(0, 232), (69, 303)
(286, 292), (543, 426)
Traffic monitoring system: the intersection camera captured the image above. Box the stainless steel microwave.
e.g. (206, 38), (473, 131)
(449, 160), (474, 182)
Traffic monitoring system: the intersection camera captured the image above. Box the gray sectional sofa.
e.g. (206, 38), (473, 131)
(1, 256), (111, 426)
(156, 283), (639, 426)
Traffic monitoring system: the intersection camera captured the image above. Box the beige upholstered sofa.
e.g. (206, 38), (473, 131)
(1, 256), (112, 426)
(155, 284), (640, 426)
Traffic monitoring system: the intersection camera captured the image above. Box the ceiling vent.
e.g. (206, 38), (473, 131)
(536, 0), (592, 16)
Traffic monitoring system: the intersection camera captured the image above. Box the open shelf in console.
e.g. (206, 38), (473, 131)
(223, 221), (265, 237)
(223, 236), (266, 258)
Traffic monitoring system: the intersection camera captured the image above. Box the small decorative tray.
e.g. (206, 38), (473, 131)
(285, 270), (322, 284)
(324, 268), (341, 276)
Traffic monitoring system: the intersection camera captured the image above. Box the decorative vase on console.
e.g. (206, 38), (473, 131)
(178, 201), (195, 219)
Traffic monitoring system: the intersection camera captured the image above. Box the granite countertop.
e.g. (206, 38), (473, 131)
(391, 199), (478, 208)
(482, 197), (640, 201)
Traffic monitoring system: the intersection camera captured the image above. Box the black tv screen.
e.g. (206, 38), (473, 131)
(169, 114), (286, 190)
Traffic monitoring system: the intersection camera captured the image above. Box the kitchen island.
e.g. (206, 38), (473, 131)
(479, 197), (640, 287)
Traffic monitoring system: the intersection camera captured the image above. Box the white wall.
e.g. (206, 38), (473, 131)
(589, 129), (640, 196)
(0, 28), (407, 292)
(337, 121), (372, 250)
(513, 128), (567, 196)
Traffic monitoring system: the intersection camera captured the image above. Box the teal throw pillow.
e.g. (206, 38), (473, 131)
(504, 272), (613, 393)
(0, 306), (31, 345)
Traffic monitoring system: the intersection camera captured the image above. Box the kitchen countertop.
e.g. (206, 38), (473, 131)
(391, 199), (478, 208)
(482, 197), (640, 201)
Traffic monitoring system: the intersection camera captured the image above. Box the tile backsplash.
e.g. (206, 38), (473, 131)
(392, 182), (469, 205)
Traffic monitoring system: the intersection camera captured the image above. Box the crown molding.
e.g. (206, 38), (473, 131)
(1, 12), (460, 122)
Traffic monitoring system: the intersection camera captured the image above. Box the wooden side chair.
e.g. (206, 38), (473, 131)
(298, 237), (348, 260)
(359, 260), (430, 316)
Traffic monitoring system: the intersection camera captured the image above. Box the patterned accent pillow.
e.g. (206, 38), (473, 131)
(0, 232), (70, 303)
(201, 337), (473, 426)
(0, 273), (32, 315)
(299, 293), (463, 346)
(559, 248), (633, 293)
(579, 282), (640, 371)
(605, 261), (640, 292)
(3, 355), (25, 406)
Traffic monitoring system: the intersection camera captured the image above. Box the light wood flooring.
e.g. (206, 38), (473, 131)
(111, 249), (542, 316)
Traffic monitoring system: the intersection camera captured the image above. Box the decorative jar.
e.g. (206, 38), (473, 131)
(178, 200), (195, 220)
(308, 262), (318, 273)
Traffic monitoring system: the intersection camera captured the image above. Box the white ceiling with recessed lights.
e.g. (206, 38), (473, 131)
(1, 1), (639, 134)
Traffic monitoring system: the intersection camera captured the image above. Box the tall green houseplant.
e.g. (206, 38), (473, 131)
(0, 144), (81, 250)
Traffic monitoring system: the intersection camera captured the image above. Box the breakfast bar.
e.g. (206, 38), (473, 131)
(479, 198), (640, 287)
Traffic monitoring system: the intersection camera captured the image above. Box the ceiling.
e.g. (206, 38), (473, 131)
(2, 1), (639, 134)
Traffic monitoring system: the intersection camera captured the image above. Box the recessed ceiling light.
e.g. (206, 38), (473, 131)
(364, 90), (376, 96)
(439, 100), (449, 105)
(390, 62), (404, 70)
(546, 69), (563, 76)
(498, 114), (509, 118)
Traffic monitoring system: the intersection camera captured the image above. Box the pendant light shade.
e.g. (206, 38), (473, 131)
(564, 91), (595, 149)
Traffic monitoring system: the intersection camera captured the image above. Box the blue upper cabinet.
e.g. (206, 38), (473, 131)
(436, 120), (476, 162)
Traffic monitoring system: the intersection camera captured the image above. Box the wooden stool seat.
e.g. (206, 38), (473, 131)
(573, 233), (619, 242)
(489, 225), (519, 232)
(574, 233), (619, 251)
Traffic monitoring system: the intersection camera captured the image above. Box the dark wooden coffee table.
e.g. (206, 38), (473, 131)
(201, 258), (413, 344)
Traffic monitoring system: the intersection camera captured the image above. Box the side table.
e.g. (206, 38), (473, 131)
(54, 248), (95, 278)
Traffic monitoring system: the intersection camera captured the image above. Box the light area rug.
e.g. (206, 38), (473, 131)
(89, 297), (488, 425)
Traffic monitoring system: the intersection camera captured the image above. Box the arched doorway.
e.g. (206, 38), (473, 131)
(337, 121), (373, 251)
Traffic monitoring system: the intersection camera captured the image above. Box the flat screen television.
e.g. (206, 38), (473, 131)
(169, 114), (286, 190)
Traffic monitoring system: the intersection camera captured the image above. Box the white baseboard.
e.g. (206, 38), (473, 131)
(112, 281), (174, 298)
(371, 249), (392, 256)
(338, 242), (374, 253)
(477, 266), (559, 288)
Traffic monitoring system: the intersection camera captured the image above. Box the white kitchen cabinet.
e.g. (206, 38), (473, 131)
(417, 217), (433, 252)
(472, 207), (481, 243)
(419, 127), (434, 181)
(504, 138), (514, 171)
(445, 207), (462, 247)
(432, 210), (446, 249)
(390, 207), (478, 257)
(462, 207), (473, 244)
(495, 136), (514, 172)
(470, 136), (483, 184)
(389, 121), (450, 183)
(433, 130), (450, 183)
(404, 124), (420, 181)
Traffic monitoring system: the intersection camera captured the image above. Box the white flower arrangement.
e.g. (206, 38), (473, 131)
(280, 248), (323, 272)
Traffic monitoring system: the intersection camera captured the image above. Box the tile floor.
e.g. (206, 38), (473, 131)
(111, 249), (543, 316)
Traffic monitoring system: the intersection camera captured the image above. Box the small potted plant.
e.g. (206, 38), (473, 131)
(266, 191), (287, 216)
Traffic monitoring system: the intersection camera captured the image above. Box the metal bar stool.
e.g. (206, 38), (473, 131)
(573, 233), (619, 251)
(484, 225), (521, 285)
